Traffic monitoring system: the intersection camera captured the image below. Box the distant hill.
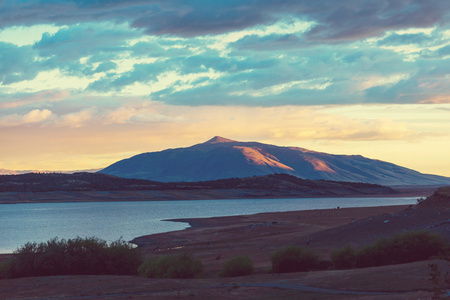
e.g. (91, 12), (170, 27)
(0, 168), (101, 175)
(0, 169), (20, 175)
(0, 172), (159, 192)
(0, 172), (395, 198)
(99, 136), (450, 186)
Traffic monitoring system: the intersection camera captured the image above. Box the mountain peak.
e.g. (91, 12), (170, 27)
(204, 136), (236, 144)
(100, 137), (450, 186)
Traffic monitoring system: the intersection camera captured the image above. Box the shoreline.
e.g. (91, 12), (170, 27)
(130, 204), (414, 250)
(163, 203), (415, 229)
(0, 186), (434, 204)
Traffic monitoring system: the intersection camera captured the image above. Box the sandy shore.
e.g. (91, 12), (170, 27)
(131, 205), (414, 267)
(2, 203), (448, 299)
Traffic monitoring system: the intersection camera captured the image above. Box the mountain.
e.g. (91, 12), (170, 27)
(99, 136), (450, 186)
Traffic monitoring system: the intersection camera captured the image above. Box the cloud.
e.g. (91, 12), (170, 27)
(87, 61), (170, 92)
(377, 33), (434, 46)
(232, 33), (312, 51)
(0, 90), (70, 109)
(93, 61), (118, 73)
(0, 42), (42, 84)
(132, 1), (274, 37)
(145, 42), (425, 106)
(22, 109), (52, 123)
(56, 108), (96, 127)
(1, 0), (449, 109)
(364, 57), (450, 103)
(31, 22), (140, 79)
(0, 109), (52, 126)
(159, 105), (422, 143)
(2, 1), (449, 41)
(102, 104), (184, 124)
(34, 23), (138, 61)
(437, 44), (450, 57)
(300, 1), (450, 42)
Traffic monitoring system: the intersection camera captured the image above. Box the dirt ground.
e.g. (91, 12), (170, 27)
(1, 204), (450, 299)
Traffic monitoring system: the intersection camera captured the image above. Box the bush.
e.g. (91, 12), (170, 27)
(0, 259), (14, 279)
(1, 237), (142, 278)
(331, 244), (356, 269)
(138, 253), (203, 279)
(355, 230), (446, 268)
(219, 255), (253, 277)
(270, 245), (319, 273)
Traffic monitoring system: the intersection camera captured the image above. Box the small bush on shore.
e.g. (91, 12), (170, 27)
(355, 230), (446, 268)
(138, 253), (203, 279)
(0, 259), (14, 279)
(0, 237), (142, 278)
(219, 255), (253, 277)
(331, 244), (356, 269)
(270, 245), (319, 273)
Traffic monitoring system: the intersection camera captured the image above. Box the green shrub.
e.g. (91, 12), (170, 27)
(355, 230), (446, 268)
(317, 259), (333, 270)
(1, 237), (142, 278)
(331, 244), (356, 269)
(219, 255), (253, 277)
(138, 253), (203, 279)
(270, 245), (319, 273)
(0, 259), (15, 279)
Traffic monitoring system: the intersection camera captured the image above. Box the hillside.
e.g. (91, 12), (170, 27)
(0, 172), (396, 199)
(0, 172), (161, 192)
(307, 186), (450, 250)
(99, 136), (450, 186)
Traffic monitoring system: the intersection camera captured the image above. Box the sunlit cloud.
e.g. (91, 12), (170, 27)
(0, 109), (53, 126)
(231, 78), (332, 97)
(0, 24), (63, 46)
(5, 70), (93, 93)
(0, 90), (70, 109)
(56, 108), (96, 128)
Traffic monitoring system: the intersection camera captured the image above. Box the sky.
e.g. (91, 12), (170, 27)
(1, 0), (450, 176)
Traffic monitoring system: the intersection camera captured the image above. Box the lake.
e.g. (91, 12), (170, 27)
(0, 197), (418, 254)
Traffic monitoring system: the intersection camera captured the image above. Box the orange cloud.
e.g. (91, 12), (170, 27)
(0, 109), (52, 126)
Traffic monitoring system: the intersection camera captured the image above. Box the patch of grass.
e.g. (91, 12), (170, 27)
(0, 237), (142, 278)
(138, 253), (203, 279)
(329, 231), (446, 270)
(219, 255), (253, 277)
(0, 259), (14, 279)
(331, 244), (356, 269)
(270, 245), (319, 273)
(355, 230), (446, 268)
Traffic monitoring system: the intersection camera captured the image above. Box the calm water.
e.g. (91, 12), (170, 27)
(0, 197), (418, 253)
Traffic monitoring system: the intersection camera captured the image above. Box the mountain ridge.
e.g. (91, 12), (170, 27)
(99, 136), (450, 186)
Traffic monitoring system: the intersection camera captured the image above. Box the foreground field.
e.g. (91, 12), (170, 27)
(0, 259), (447, 299)
(2, 199), (450, 299)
